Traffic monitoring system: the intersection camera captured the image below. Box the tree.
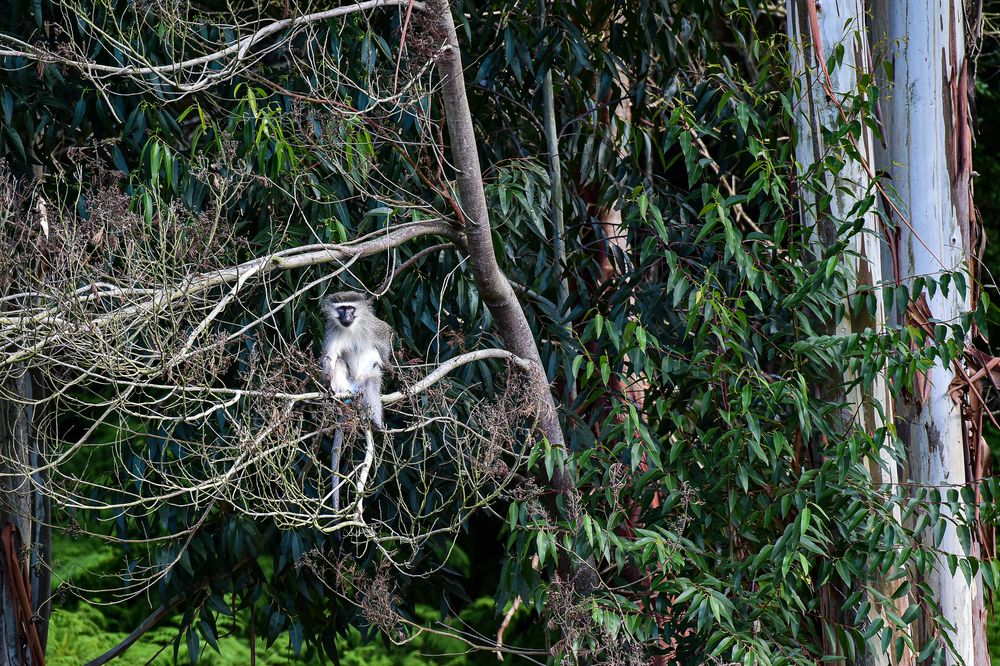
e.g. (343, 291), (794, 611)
(0, 369), (48, 665)
(787, 0), (907, 662)
(0, 0), (996, 664)
(871, 1), (990, 662)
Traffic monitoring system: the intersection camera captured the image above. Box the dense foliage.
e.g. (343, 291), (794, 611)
(0, 0), (997, 664)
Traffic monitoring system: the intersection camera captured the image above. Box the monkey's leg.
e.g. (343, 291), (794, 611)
(361, 379), (383, 429)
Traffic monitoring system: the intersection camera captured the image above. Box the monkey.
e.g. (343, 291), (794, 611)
(319, 291), (393, 512)
(320, 290), (393, 427)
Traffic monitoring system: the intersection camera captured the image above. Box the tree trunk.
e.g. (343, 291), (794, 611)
(870, 1), (986, 663)
(428, 0), (563, 450)
(427, 0), (599, 594)
(0, 371), (48, 665)
(788, 1), (909, 663)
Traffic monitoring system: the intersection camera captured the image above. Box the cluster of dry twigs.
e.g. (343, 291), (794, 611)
(0, 153), (538, 591)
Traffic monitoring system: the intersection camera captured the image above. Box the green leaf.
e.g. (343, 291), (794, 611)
(186, 628), (200, 665)
(536, 531), (548, 567)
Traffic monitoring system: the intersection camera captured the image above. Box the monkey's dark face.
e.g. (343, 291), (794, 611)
(334, 304), (357, 327)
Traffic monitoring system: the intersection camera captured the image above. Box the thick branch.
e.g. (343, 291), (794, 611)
(0, 220), (461, 368)
(382, 349), (533, 404)
(82, 591), (190, 666)
(80, 547), (264, 666)
(13, 349), (530, 424)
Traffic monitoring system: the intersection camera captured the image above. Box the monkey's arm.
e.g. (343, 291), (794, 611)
(321, 349), (353, 393)
(320, 352), (333, 385)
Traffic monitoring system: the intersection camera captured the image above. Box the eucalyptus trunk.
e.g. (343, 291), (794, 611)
(871, 1), (986, 663)
(788, 1), (907, 663)
(0, 372), (48, 666)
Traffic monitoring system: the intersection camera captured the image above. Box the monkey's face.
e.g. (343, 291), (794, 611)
(322, 292), (371, 329)
(334, 304), (356, 327)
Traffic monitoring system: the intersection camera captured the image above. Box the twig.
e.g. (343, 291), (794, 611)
(376, 242), (454, 296)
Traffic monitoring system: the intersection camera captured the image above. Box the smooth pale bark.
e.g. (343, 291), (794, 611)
(788, 1), (906, 664)
(871, 1), (985, 663)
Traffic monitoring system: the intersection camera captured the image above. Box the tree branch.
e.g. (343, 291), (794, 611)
(0, 220), (462, 368)
(82, 591), (190, 666)
(382, 349), (533, 404)
(0, 0), (425, 93)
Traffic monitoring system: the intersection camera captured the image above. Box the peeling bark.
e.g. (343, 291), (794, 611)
(0, 371), (47, 666)
(871, 1), (985, 663)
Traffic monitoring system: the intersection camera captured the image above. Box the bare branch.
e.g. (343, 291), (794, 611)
(0, 0), (425, 95)
(382, 349), (533, 404)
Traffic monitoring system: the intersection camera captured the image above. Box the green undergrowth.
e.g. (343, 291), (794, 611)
(48, 600), (515, 665)
(46, 534), (525, 665)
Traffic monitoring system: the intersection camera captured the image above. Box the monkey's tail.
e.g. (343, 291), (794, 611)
(363, 380), (384, 429)
(331, 426), (343, 514)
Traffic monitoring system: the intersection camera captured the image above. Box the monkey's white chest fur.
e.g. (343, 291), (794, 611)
(323, 338), (383, 393)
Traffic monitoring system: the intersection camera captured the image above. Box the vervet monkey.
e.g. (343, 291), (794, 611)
(319, 291), (393, 513)
(319, 291), (393, 428)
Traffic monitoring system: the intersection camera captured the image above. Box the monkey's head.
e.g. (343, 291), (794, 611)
(322, 291), (372, 330)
